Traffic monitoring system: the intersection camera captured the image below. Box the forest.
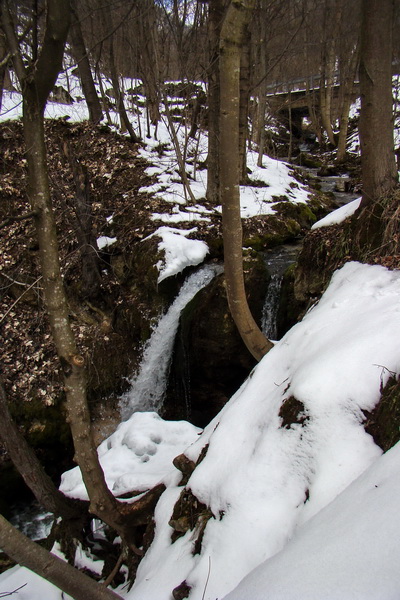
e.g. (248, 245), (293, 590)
(0, 0), (400, 598)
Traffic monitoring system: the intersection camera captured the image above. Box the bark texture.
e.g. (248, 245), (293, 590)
(358, 0), (397, 206)
(0, 515), (122, 600)
(219, 0), (272, 361)
(206, 0), (224, 204)
(70, 0), (103, 124)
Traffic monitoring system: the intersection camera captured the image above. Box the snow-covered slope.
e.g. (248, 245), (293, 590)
(5, 261), (400, 600)
(2, 73), (400, 600)
(224, 439), (400, 600)
(120, 261), (400, 600)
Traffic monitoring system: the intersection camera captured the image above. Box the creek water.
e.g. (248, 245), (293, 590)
(262, 244), (300, 340)
(120, 263), (223, 419)
(301, 168), (360, 206)
(5, 175), (358, 542)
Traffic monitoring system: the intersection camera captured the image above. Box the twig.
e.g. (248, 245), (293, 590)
(102, 552), (124, 588)
(0, 583), (27, 597)
(0, 275), (42, 325)
(0, 272), (38, 288)
(0, 211), (38, 230)
(201, 556), (211, 600)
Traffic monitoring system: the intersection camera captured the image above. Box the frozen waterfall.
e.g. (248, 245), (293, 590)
(120, 264), (222, 419)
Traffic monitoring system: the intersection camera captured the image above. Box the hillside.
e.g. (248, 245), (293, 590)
(1, 71), (400, 600)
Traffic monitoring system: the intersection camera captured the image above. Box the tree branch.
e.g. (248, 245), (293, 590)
(34, 0), (71, 112)
(1, 2), (27, 85)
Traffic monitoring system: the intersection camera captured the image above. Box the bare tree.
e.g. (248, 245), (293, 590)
(206, 0), (224, 204)
(358, 0), (397, 206)
(219, 0), (273, 361)
(1, 0), (161, 561)
(69, 0), (103, 124)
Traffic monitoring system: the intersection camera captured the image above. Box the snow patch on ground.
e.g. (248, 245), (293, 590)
(312, 196), (361, 229)
(144, 226), (209, 282)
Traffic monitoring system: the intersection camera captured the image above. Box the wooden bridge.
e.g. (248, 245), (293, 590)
(265, 73), (360, 135)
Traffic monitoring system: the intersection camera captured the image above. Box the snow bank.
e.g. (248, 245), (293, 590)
(144, 226), (209, 282)
(3, 263), (400, 600)
(312, 196), (361, 229)
(225, 440), (400, 600)
(60, 412), (201, 500)
(127, 262), (400, 600)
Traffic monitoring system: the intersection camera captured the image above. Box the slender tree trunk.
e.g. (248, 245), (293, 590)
(239, 31), (251, 182)
(70, 0), (103, 124)
(358, 0), (397, 206)
(96, 64), (112, 125)
(0, 378), (85, 521)
(0, 27), (7, 111)
(109, 46), (139, 142)
(62, 141), (102, 298)
(22, 96), (124, 529)
(336, 41), (359, 163)
(219, 0), (273, 362)
(2, 0), (151, 552)
(163, 94), (196, 203)
(319, 0), (343, 147)
(138, 0), (161, 127)
(206, 0), (224, 204)
(0, 515), (122, 600)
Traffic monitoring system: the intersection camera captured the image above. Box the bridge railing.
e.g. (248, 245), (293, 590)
(265, 72), (353, 96)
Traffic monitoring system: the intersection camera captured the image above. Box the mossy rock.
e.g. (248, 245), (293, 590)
(163, 257), (268, 426)
(273, 201), (317, 228)
(296, 153), (323, 169)
(364, 376), (400, 452)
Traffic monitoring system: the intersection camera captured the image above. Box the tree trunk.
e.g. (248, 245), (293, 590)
(138, 0), (161, 127)
(0, 515), (122, 600)
(22, 93), (124, 529)
(0, 26), (7, 111)
(206, 0), (224, 204)
(219, 0), (273, 362)
(319, 0), (343, 147)
(336, 44), (359, 162)
(62, 141), (102, 298)
(70, 0), (103, 124)
(2, 0), (150, 551)
(239, 30), (251, 182)
(99, 1), (140, 142)
(0, 378), (85, 521)
(358, 0), (397, 207)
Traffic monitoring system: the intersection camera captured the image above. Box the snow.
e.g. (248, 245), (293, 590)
(31, 261), (400, 600)
(144, 226), (209, 282)
(225, 440), (400, 600)
(124, 262), (399, 600)
(1, 70), (311, 282)
(60, 412), (201, 500)
(2, 69), (400, 600)
(312, 196), (361, 229)
(97, 236), (117, 249)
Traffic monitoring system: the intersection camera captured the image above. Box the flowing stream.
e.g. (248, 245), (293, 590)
(261, 245), (300, 340)
(120, 263), (222, 419)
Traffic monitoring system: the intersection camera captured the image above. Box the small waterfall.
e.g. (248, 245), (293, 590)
(120, 264), (222, 419)
(261, 245), (299, 341)
(262, 273), (283, 340)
